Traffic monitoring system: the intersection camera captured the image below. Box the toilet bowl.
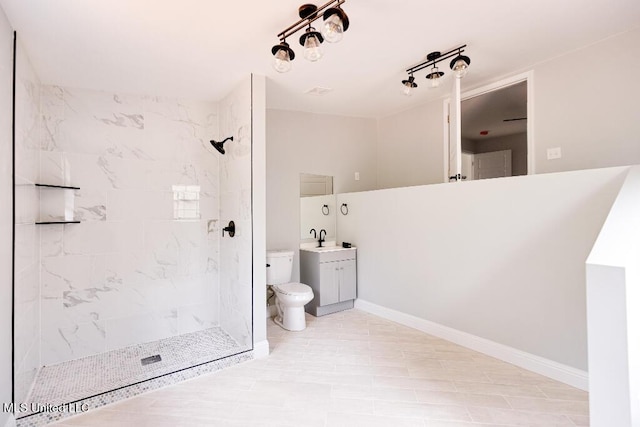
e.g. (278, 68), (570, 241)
(266, 250), (314, 331)
(272, 282), (314, 331)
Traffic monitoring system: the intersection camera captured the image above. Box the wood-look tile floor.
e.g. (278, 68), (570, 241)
(50, 309), (589, 426)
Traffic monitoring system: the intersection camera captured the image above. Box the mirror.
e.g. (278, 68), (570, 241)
(300, 173), (335, 245)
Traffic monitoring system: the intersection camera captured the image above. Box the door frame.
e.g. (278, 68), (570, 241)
(443, 71), (535, 182)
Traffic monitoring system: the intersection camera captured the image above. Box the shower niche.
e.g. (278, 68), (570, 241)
(12, 36), (255, 425)
(34, 183), (81, 224)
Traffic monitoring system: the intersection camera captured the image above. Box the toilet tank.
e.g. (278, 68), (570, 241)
(266, 250), (294, 285)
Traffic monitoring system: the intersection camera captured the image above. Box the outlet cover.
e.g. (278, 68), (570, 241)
(547, 147), (562, 160)
(354, 172), (360, 181)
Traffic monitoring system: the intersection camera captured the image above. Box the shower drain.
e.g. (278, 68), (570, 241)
(140, 354), (162, 366)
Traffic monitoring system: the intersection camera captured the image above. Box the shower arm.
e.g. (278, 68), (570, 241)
(218, 136), (233, 145)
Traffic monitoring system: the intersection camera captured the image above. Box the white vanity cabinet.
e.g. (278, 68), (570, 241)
(300, 247), (357, 316)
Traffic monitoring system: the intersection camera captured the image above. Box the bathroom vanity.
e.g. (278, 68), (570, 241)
(300, 246), (357, 316)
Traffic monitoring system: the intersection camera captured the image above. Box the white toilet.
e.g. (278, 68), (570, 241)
(266, 250), (314, 331)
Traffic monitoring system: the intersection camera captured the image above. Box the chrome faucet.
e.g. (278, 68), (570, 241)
(318, 229), (326, 247)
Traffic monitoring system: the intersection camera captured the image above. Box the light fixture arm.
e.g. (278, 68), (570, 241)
(277, 0), (346, 41)
(406, 45), (467, 75)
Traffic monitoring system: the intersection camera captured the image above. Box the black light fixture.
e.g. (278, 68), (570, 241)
(424, 52), (445, 88)
(300, 26), (324, 62)
(322, 6), (350, 42)
(271, 1), (350, 73)
(426, 67), (445, 88)
(450, 53), (471, 78)
(272, 42), (295, 73)
(401, 73), (418, 96)
(402, 45), (470, 95)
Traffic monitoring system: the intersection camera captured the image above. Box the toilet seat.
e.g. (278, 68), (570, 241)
(273, 282), (311, 296)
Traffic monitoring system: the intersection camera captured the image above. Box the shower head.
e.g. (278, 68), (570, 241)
(210, 136), (233, 155)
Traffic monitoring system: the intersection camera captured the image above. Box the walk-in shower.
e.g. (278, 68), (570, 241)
(12, 35), (254, 426)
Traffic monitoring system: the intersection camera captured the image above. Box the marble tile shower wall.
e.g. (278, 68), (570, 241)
(38, 85), (223, 366)
(14, 39), (42, 405)
(218, 78), (253, 348)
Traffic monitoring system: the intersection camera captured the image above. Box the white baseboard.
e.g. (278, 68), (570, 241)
(3, 414), (16, 427)
(253, 339), (270, 359)
(354, 299), (589, 391)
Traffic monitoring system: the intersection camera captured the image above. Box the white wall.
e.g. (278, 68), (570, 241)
(376, 100), (445, 189)
(534, 27), (640, 174)
(0, 7), (14, 427)
(587, 166), (640, 426)
(266, 109), (377, 280)
(338, 166), (628, 372)
(299, 195), (336, 242)
(251, 75), (267, 354)
(218, 75), (254, 348)
(377, 27), (640, 186)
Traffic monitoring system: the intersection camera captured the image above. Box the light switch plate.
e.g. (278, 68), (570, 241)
(354, 172), (360, 181)
(547, 147), (562, 160)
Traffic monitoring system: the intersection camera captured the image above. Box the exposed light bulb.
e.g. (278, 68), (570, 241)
(401, 76), (417, 96)
(303, 33), (323, 62)
(273, 48), (292, 73)
(450, 55), (471, 78)
(322, 13), (344, 43)
(271, 42), (294, 73)
(426, 67), (444, 88)
(452, 59), (469, 78)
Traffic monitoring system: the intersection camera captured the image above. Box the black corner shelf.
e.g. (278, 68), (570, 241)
(35, 183), (81, 190)
(35, 221), (81, 225)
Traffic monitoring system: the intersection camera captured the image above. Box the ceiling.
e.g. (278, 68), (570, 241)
(1, 0), (639, 119)
(462, 81), (527, 141)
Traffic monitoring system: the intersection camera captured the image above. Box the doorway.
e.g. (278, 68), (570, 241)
(445, 72), (534, 181)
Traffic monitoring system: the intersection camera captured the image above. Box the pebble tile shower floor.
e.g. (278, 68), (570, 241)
(22, 327), (241, 418)
(49, 310), (589, 426)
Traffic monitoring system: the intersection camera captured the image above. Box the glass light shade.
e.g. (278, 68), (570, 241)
(322, 13), (344, 43)
(451, 58), (469, 78)
(303, 34), (323, 62)
(401, 76), (417, 96)
(273, 49), (292, 73)
(402, 82), (415, 96)
(426, 68), (444, 88)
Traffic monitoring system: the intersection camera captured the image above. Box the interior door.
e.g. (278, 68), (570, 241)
(461, 152), (474, 181)
(448, 77), (462, 182)
(474, 150), (512, 179)
(300, 173), (333, 197)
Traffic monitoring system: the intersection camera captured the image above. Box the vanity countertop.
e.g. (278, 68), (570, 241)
(300, 244), (356, 253)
